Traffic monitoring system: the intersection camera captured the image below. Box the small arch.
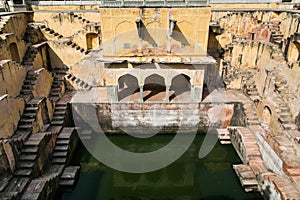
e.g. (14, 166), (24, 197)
(118, 74), (140, 102)
(86, 33), (98, 50)
(169, 74), (191, 102)
(143, 74), (166, 102)
(263, 106), (272, 125)
(9, 43), (20, 63)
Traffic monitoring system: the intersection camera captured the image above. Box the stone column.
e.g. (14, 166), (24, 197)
(108, 85), (118, 103)
(191, 86), (202, 102)
(139, 86), (143, 103)
(165, 86), (170, 102)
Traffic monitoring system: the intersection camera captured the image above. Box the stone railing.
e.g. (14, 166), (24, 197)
(25, 0), (208, 6)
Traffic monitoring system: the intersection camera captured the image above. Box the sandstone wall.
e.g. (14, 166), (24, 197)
(0, 95), (25, 138)
(100, 7), (210, 57)
(48, 42), (85, 67)
(33, 68), (53, 98)
(0, 60), (26, 97)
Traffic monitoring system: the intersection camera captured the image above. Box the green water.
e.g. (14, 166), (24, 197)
(58, 135), (262, 200)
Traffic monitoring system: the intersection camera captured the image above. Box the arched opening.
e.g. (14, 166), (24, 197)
(9, 43), (20, 63)
(118, 74), (140, 102)
(169, 74), (191, 102)
(86, 33), (99, 50)
(143, 74), (166, 102)
(262, 106), (272, 126)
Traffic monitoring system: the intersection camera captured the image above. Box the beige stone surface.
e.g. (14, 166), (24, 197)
(0, 96), (25, 138)
(33, 69), (53, 98)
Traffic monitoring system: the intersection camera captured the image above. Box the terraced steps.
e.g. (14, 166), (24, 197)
(51, 102), (68, 126)
(65, 73), (92, 91)
(21, 47), (38, 68)
(52, 127), (77, 165)
(49, 67), (68, 101)
(17, 97), (43, 131)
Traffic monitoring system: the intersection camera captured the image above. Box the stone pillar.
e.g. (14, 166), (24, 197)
(191, 86), (202, 102)
(139, 86), (143, 103)
(165, 86), (170, 102)
(108, 85), (118, 103)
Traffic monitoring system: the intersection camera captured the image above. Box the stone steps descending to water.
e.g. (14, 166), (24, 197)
(233, 164), (258, 192)
(59, 166), (80, 188)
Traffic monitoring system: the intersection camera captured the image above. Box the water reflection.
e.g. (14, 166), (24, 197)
(59, 135), (262, 200)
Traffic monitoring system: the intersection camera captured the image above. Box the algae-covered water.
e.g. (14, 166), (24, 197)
(58, 135), (262, 200)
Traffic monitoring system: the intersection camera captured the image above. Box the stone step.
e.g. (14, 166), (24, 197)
(22, 85), (33, 90)
(59, 179), (75, 187)
(21, 147), (38, 154)
(53, 151), (68, 158)
(50, 93), (60, 97)
(24, 80), (35, 85)
(17, 161), (34, 169)
(282, 123), (298, 130)
(14, 169), (32, 177)
(18, 124), (32, 130)
(58, 128), (75, 139)
(20, 90), (32, 95)
(56, 139), (69, 145)
(20, 118), (35, 123)
(24, 107), (38, 112)
(51, 120), (64, 125)
(52, 116), (64, 120)
(23, 113), (36, 118)
(0, 192), (18, 199)
(278, 117), (294, 124)
(54, 111), (66, 116)
(54, 145), (68, 151)
(55, 105), (67, 110)
(52, 157), (67, 164)
(20, 154), (37, 161)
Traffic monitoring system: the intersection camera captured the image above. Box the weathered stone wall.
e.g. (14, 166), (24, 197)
(33, 11), (100, 50)
(0, 14), (29, 64)
(100, 8), (210, 57)
(0, 60), (26, 97)
(48, 42), (85, 67)
(93, 103), (234, 133)
(33, 69), (53, 98)
(0, 95), (25, 138)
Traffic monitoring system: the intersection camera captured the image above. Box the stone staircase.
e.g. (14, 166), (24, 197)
(52, 127), (77, 165)
(0, 178), (30, 199)
(65, 73), (92, 91)
(49, 66), (68, 101)
(72, 13), (91, 24)
(20, 169), (60, 200)
(241, 74), (260, 102)
(48, 40), (88, 55)
(59, 166), (80, 189)
(18, 68), (45, 102)
(268, 21), (284, 48)
(21, 46), (38, 68)
(14, 132), (52, 178)
(39, 25), (63, 39)
(17, 97), (44, 132)
(243, 102), (260, 126)
(51, 102), (68, 126)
